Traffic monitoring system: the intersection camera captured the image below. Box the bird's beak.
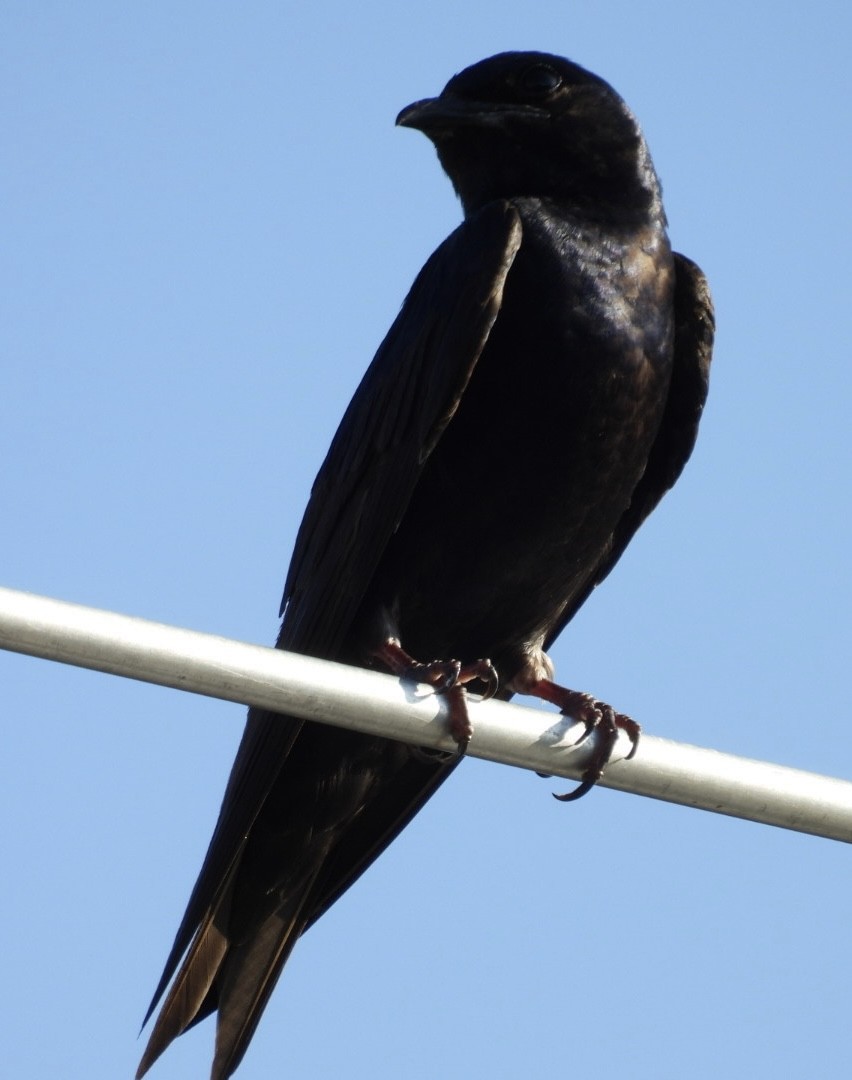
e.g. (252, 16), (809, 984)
(396, 96), (454, 132)
(396, 95), (536, 135)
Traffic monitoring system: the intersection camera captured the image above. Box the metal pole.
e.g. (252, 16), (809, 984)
(1, 584), (851, 842)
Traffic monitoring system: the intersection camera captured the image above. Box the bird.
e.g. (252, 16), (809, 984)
(138, 50), (714, 1079)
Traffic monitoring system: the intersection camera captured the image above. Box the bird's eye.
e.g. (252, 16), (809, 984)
(517, 63), (562, 97)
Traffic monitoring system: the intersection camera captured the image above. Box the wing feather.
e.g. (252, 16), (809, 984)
(139, 201), (523, 1067)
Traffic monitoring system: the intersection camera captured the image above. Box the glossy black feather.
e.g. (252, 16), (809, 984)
(139, 51), (713, 1079)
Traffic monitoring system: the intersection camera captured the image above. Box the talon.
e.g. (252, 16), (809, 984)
(552, 777), (598, 802)
(516, 676), (640, 800)
(559, 690), (602, 735)
(457, 658), (499, 700)
(371, 638), (494, 752)
(572, 703), (603, 748)
(408, 658), (461, 692)
(552, 704), (640, 800)
(617, 713), (642, 759)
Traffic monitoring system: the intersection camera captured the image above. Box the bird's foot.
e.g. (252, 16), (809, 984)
(519, 677), (640, 801)
(372, 638), (497, 751)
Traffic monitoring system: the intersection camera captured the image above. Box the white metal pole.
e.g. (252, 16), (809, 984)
(1, 584), (850, 842)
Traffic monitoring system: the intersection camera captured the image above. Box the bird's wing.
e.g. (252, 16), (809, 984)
(545, 251), (714, 646)
(140, 200), (523, 1037)
(303, 741), (461, 931)
(279, 199), (523, 648)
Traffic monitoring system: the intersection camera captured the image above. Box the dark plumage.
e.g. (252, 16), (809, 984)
(138, 51), (713, 1078)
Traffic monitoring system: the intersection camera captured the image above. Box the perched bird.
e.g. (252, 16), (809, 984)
(138, 51), (713, 1078)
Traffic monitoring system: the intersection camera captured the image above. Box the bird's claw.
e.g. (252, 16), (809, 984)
(408, 657), (462, 692)
(552, 701), (640, 801)
(458, 658), (499, 700)
(513, 676), (639, 800)
(371, 639), (497, 751)
(554, 688), (603, 744)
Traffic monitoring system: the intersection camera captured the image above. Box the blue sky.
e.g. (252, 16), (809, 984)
(2, 3), (851, 1078)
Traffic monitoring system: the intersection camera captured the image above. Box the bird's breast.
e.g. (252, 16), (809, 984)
(370, 204), (676, 671)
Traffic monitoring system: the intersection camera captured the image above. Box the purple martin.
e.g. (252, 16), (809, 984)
(138, 51), (714, 1078)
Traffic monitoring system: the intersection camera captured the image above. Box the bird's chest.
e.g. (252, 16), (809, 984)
(446, 219), (675, 506)
(375, 215), (676, 661)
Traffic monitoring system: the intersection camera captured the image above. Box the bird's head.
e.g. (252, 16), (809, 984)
(397, 51), (662, 223)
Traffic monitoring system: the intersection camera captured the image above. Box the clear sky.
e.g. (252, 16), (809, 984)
(2, 3), (851, 1079)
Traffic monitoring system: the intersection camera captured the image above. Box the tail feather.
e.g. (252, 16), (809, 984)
(138, 857), (325, 1080)
(136, 910), (230, 1079)
(209, 902), (310, 1080)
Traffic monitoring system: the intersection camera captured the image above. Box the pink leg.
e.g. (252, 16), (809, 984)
(371, 638), (498, 751)
(519, 677), (641, 801)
